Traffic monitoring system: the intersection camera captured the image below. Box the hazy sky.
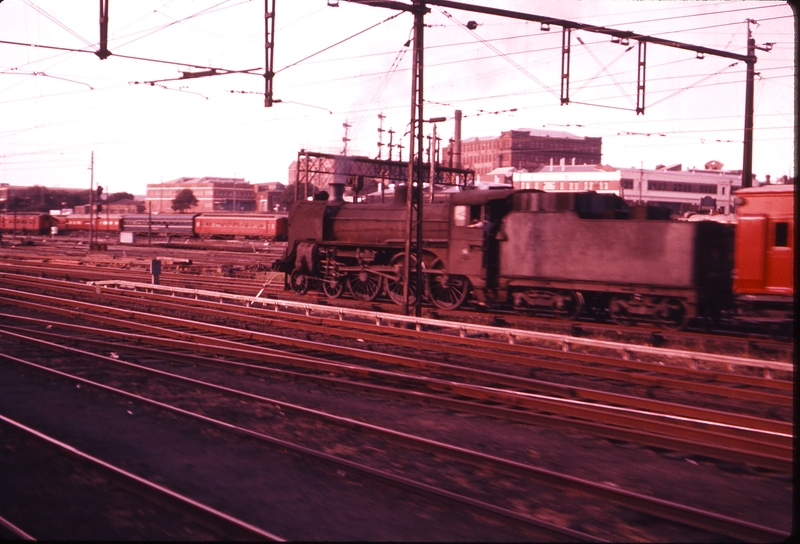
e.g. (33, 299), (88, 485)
(0, 0), (794, 195)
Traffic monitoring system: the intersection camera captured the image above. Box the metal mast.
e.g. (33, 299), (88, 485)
(265, 0), (276, 107)
(742, 19), (773, 188)
(402, 0), (427, 316)
(96, 0), (111, 60)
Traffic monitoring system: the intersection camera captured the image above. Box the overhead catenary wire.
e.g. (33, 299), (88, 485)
(21, 0), (94, 47)
(275, 12), (404, 74)
(348, 25), (414, 145)
(0, 2), (792, 186)
(0, 4), (788, 101)
(110, 0), (248, 51)
(437, 7), (559, 99)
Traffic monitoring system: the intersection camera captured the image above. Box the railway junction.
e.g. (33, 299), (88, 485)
(0, 235), (793, 541)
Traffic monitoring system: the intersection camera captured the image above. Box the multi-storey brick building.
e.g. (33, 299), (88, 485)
(253, 182), (286, 212)
(145, 177), (256, 213)
(442, 128), (602, 179)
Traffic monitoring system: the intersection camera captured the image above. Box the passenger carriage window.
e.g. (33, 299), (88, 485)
(774, 222), (789, 247)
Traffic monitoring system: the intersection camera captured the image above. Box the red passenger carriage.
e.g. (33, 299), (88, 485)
(733, 184), (794, 321)
(193, 213), (288, 240)
(62, 214), (122, 232)
(0, 213), (57, 234)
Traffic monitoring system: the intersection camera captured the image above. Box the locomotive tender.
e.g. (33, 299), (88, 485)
(274, 185), (736, 329)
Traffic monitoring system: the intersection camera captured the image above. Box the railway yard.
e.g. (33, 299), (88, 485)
(0, 235), (794, 542)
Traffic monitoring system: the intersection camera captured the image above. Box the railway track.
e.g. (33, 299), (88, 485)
(0, 414), (284, 541)
(1, 277), (792, 469)
(0, 318), (789, 541)
(0, 273), (792, 540)
(5, 281), (793, 411)
(0, 254), (792, 360)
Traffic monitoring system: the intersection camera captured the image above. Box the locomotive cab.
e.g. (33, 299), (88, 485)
(447, 190), (517, 296)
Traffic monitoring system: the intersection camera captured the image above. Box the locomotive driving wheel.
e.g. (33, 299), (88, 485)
(347, 268), (382, 301)
(321, 276), (344, 299)
(385, 253), (421, 306)
(289, 269), (310, 295)
(426, 259), (470, 310)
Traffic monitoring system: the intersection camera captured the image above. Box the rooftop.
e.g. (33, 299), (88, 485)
(462, 127), (584, 143)
(535, 164), (617, 173)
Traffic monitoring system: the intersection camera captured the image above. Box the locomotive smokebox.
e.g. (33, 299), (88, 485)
(328, 183), (345, 203)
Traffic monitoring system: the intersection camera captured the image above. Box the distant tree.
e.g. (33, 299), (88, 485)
(171, 189), (198, 213)
(7, 196), (26, 212)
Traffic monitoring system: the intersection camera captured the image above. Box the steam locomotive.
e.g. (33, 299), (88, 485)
(273, 182), (793, 330)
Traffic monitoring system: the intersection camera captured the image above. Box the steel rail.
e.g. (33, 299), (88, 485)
(0, 352), (602, 542)
(0, 414), (285, 541)
(1, 289), (793, 448)
(93, 279), (795, 372)
(0, 263), (787, 360)
(93, 283), (794, 402)
(0, 322), (790, 471)
(3, 272), (793, 393)
(0, 515), (35, 541)
(0, 312), (792, 467)
(0, 292), (790, 442)
(0, 262), (270, 293)
(0, 345), (788, 542)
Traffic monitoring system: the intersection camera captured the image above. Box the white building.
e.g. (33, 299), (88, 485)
(513, 162), (742, 214)
(618, 165), (740, 215)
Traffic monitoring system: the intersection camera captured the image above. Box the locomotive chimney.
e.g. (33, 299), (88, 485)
(328, 182), (345, 203)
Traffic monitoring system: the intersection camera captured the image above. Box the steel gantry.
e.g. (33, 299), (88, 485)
(337, 4), (772, 305)
(294, 150), (474, 202)
(264, 0), (276, 107)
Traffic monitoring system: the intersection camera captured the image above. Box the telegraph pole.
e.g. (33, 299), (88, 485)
(743, 25), (755, 188)
(742, 19), (773, 188)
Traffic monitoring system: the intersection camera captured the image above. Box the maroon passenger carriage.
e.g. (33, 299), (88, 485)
(0, 213), (58, 234)
(193, 213), (288, 240)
